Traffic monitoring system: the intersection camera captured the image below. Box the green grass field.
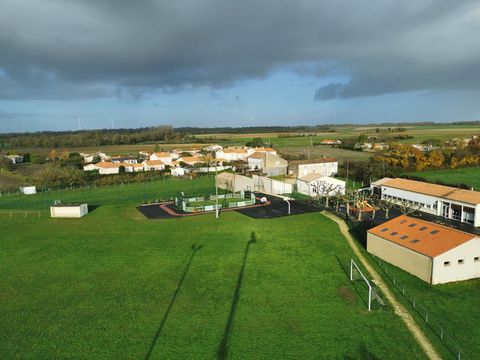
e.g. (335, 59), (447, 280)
(0, 177), (427, 358)
(408, 167), (480, 190)
(370, 256), (480, 359)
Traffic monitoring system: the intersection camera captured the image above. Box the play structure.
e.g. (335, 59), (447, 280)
(175, 191), (256, 213)
(350, 199), (379, 213)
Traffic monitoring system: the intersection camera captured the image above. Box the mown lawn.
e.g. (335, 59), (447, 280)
(408, 167), (480, 190)
(0, 178), (426, 359)
(370, 257), (480, 360)
(0, 176), (216, 210)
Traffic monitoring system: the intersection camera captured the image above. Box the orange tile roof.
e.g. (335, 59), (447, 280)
(248, 152), (266, 159)
(254, 147), (275, 152)
(368, 215), (476, 257)
(383, 178), (480, 205)
(151, 152), (171, 158)
(178, 157), (203, 163)
(383, 178), (453, 197)
(95, 162), (120, 168)
(144, 160), (165, 166)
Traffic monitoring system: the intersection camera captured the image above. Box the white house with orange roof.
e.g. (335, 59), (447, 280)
(368, 215), (480, 284)
(149, 152), (173, 165)
(142, 160), (165, 171)
(373, 178), (480, 227)
(215, 147), (250, 161)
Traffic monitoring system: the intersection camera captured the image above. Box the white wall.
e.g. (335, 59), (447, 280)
(296, 162), (338, 177)
(50, 204), (88, 218)
(381, 186), (438, 215)
(296, 177), (345, 197)
(432, 238), (480, 284)
(252, 175), (292, 194)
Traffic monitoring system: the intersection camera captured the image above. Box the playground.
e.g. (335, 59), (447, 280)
(137, 192), (320, 219)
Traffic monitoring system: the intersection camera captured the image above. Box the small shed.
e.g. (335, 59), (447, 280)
(50, 203), (89, 218)
(20, 186), (37, 195)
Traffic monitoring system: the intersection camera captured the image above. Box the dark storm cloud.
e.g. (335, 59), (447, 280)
(0, 0), (479, 100)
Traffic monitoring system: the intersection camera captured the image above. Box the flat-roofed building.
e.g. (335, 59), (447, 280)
(288, 158), (338, 178)
(367, 215), (480, 284)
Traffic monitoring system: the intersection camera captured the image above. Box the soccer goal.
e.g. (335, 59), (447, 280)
(350, 259), (372, 311)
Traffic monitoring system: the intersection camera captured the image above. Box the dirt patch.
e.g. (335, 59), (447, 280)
(338, 286), (356, 305)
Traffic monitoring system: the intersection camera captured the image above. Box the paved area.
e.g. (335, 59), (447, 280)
(137, 193), (320, 220)
(236, 193), (320, 219)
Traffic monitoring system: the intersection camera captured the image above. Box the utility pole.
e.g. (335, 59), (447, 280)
(215, 163), (219, 219)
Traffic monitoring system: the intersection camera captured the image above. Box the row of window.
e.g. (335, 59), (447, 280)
(444, 257), (480, 266)
(383, 194), (437, 210)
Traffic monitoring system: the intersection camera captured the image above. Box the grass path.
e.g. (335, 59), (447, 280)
(322, 212), (441, 360)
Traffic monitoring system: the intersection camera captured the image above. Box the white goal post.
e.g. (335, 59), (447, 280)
(350, 259), (372, 311)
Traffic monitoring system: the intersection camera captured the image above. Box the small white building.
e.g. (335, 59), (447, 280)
(150, 152), (173, 165)
(20, 186), (37, 195)
(171, 167), (188, 177)
(111, 156), (138, 164)
(368, 215), (480, 284)
(5, 154), (24, 164)
(95, 162), (121, 175)
(50, 203), (89, 218)
(215, 148), (250, 161)
(289, 158), (338, 178)
(296, 174), (345, 197)
(142, 160), (165, 171)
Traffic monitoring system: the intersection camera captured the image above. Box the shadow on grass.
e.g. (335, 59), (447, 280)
(334, 255), (370, 310)
(344, 344), (380, 359)
(217, 232), (257, 360)
(144, 244), (202, 360)
(88, 205), (100, 213)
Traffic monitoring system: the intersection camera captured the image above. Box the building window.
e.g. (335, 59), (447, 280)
(410, 239), (420, 244)
(430, 230), (439, 235)
(419, 226), (427, 231)
(409, 223), (417, 228)
(390, 231), (398, 236)
(380, 228), (388, 232)
(400, 235), (408, 240)
(458, 259), (464, 265)
(474, 257), (479, 262)
(444, 261), (450, 266)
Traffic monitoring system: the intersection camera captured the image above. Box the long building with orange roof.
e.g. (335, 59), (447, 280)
(367, 215), (480, 284)
(373, 177), (480, 227)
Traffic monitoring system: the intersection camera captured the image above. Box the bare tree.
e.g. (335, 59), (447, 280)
(378, 198), (396, 219)
(397, 199), (422, 216)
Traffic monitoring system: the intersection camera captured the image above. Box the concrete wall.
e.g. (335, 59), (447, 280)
(50, 204), (88, 218)
(252, 175), (293, 195)
(432, 238), (480, 284)
(216, 173), (254, 192)
(367, 232), (433, 283)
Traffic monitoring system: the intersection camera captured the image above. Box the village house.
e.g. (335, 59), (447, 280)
(80, 152), (110, 163)
(247, 152), (288, 176)
(288, 158), (338, 178)
(296, 174), (345, 197)
(142, 160), (165, 171)
(110, 156), (138, 164)
(367, 215), (480, 284)
(5, 154), (24, 164)
(215, 147), (252, 161)
(320, 139), (342, 145)
(372, 178), (480, 227)
(149, 152), (173, 165)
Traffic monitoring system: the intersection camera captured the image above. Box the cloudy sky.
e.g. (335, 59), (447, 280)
(1, 0), (480, 132)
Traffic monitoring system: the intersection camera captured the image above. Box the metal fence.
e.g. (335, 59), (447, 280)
(370, 253), (466, 360)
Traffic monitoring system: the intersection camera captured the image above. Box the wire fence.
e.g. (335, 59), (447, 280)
(370, 253), (466, 360)
(0, 174), (216, 198)
(0, 211), (42, 218)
